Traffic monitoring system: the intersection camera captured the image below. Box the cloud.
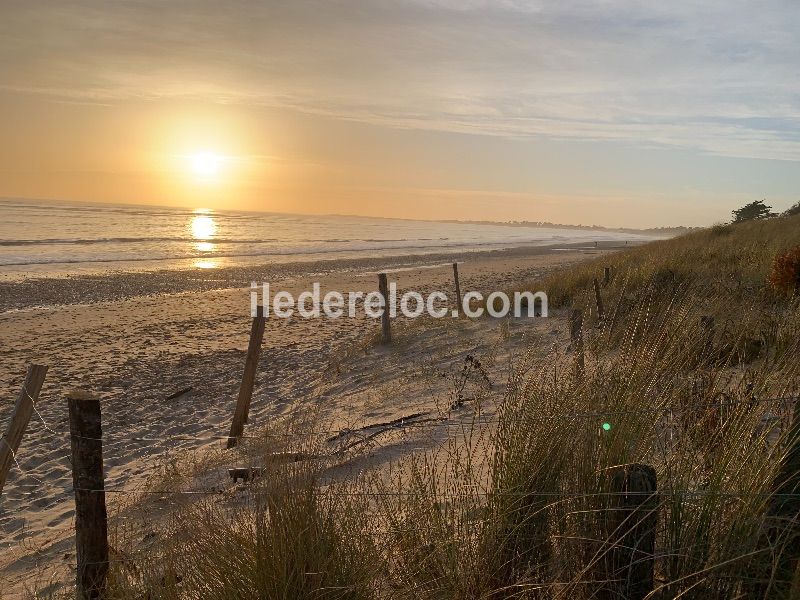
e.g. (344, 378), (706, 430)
(1, 0), (799, 159)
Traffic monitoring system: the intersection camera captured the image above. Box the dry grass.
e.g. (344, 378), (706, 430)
(43, 215), (800, 599)
(534, 214), (800, 307)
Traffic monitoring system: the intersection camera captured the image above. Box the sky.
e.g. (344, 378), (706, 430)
(1, 0), (799, 228)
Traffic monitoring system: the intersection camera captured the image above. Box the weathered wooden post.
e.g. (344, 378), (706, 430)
(593, 278), (605, 321)
(603, 266), (612, 286)
(0, 364), (48, 495)
(452, 262), (463, 316)
(67, 391), (109, 600)
(599, 463), (658, 600)
(753, 399), (800, 597)
(227, 305), (266, 448)
(378, 273), (391, 344)
(570, 309), (585, 379)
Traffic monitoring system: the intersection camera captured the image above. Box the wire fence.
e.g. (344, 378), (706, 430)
(1, 389), (796, 504)
(2, 371), (799, 594)
(3, 332), (799, 582)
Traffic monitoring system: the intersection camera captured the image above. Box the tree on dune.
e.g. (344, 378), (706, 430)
(732, 199), (775, 222)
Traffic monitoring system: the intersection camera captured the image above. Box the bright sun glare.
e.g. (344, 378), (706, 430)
(188, 151), (223, 179)
(190, 214), (217, 240)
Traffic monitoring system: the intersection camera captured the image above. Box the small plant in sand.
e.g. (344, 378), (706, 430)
(435, 354), (493, 412)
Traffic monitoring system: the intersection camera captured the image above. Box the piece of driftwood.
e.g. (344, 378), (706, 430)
(228, 452), (322, 482)
(229, 467), (266, 483)
(165, 387), (193, 400)
(334, 417), (445, 454)
(229, 413), (448, 485)
(326, 411), (431, 443)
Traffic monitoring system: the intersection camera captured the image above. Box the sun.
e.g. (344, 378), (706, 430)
(188, 151), (223, 180)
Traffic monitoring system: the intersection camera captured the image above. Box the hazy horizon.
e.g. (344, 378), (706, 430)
(2, 1), (799, 227)
(0, 195), (692, 231)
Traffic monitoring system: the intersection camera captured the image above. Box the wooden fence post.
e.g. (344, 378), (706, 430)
(570, 309), (585, 380)
(227, 305), (266, 448)
(378, 273), (391, 344)
(594, 278), (605, 321)
(0, 364), (48, 495)
(753, 399), (800, 597)
(599, 463), (658, 600)
(67, 391), (109, 600)
(452, 262), (463, 316)
(603, 266), (612, 286)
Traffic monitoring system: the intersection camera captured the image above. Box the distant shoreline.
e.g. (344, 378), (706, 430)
(0, 240), (646, 313)
(0, 196), (691, 235)
(423, 218), (693, 236)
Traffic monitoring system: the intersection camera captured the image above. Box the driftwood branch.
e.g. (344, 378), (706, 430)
(229, 411), (444, 483)
(165, 387), (193, 400)
(334, 416), (444, 454)
(325, 411), (432, 443)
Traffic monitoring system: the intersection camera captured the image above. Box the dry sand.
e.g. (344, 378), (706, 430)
(0, 244), (623, 596)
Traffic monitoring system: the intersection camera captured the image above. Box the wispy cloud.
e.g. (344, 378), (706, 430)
(2, 0), (799, 159)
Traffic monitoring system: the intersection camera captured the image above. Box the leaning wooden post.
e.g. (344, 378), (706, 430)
(452, 262), (463, 316)
(593, 278), (605, 321)
(378, 273), (391, 344)
(599, 463), (658, 600)
(227, 305), (266, 448)
(603, 266), (612, 286)
(0, 364), (48, 495)
(570, 309), (585, 380)
(67, 391), (109, 600)
(753, 399), (800, 597)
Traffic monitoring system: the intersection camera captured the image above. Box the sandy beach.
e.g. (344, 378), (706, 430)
(0, 242), (627, 595)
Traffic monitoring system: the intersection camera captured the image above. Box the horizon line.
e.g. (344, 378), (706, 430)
(0, 194), (694, 234)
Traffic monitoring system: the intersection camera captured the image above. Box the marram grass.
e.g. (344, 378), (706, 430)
(43, 215), (800, 599)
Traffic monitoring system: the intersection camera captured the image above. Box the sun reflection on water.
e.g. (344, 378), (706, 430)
(194, 259), (219, 269)
(189, 210), (219, 268)
(190, 213), (217, 240)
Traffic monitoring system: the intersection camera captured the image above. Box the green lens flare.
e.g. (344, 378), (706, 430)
(602, 422), (612, 432)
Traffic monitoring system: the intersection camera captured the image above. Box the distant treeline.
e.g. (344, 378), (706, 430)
(436, 218), (697, 236)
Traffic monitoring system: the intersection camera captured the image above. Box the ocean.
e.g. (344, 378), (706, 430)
(0, 198), (645, 279)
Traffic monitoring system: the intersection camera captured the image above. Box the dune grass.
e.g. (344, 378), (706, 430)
(50, 215), (800, 599)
